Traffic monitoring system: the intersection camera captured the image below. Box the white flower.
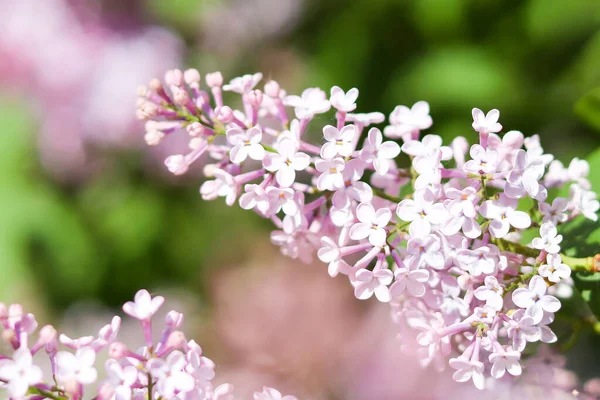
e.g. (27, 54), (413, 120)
(531, 222), (562, 254)
(507, 311), (541, 352)
(489, 348), (522, 379)
(349, 203), (391, 247)
(149, 351), (195, 398)
(226, 127), (265, 164)
(283, 88), (331, 119)
(538, 254), (571, 283)
(505, 149), (546, 199)
(105, 359), (138, 400)
(265, 187), (298, 216)
(464, 144), (498, 175)
(471, 108), (502, 134)
(263, 139), (311, 187)
(389, 267), (430, 297)
(346, 112), (385, 127)
(0, 347), (43, 398)
(401, 134), (452, 160)
(122, 289), (165, 321)
(352, 268), (393, 302)
(512, 275), (561, 324)
(200, 169), (239, 206)
(449, 357), (485, 390)
(360, 128), (401, 175)
(384, 101), (433, 139)
(473, 276), (504, 310)
(315, 157), (345, 191)
(396, 188), (447, 238)
(254, 386), (297, 400)
(330, 86), (359, 112)
(479, 194), (531, 238)
(320, 125), (356, 159)
(56, 347), (98, 385)
(222, 73), (263, 93)
(239, 184), (270, 214)
(539, 197), (568, 225)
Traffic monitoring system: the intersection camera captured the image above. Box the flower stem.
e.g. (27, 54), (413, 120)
(372, 188), (402, 204)
(27, 387), (65, 400)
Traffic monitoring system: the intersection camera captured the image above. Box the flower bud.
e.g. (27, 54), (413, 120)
(38, 325), (57, 345)
(264, 80), (280, 97)
(165, 69), (183, 87)
(203, 164), (217, 177)
(186, 122), (204, 137)
(137, 86), (148, 97)
(96, 382), (115, 400)
(205, 71), (223, 88)
(189, 138), (204, 150)
(184, 69), (201, 86)
(173, 88), (191, 106)
(165, 155), (190, 176)
(108, 341), (128, 359)
(165, 311), (184, 329)
(166, 331), (186, 350)
(149, 78), (163, 91)
(145, 130), (164, 146)
(215, 106), (234, 123)
(247, 90), (263, 108)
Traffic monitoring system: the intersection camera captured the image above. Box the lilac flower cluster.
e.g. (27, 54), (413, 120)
(137, 69), (600, 390)
(0, 290), (296, 400)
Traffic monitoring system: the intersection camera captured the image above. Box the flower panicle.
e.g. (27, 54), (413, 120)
(0, 289), (295, 400)
(139, 69), (600, 391)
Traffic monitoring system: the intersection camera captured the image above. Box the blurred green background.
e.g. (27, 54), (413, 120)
(1, 0), (600, 319)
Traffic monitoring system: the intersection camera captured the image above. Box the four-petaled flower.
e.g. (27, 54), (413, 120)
(226, 127), (265, 164)
(389, 267), (430, 297)
(321, 125), (356, 159)
(263, 139), (311, 187)
(473, 276), (504, 310)
(479, 194), (531, 238)
(56, 346), (98, 385)
(352, 268), (393, 302)
(464, 144), (498, 175)
(330, 86), (359, 113)
(122, 289), (165, 321)
(349, 203), (391, 247)
(538, 254), (570, 283)
(512, 275), (561, 324)
(471, 108), (502, 134)
(360, 128), (400, 175)
(531, 222), (563, 254)
(0, 347), (43, 398)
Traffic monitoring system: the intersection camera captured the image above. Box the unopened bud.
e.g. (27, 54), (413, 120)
(38, 325), (57, 345)
(187, 122), (204, 137)
(109, 341), (128, 359)
(97, 382), (115, 400)
(203, 164), (218, 178)
(184, 69), (201, 86)
(264, 80), (280, 97)
(205, 71), (223, 88)
(166, 331), (186, 350)
(165, 69), (184, 87)
(145, 130), (164, 146)
(166, 311), (184, 329)
(247, 90), (263, 107)
(165, 155), (189, 176)
(173, 88), (191, 106)
(149, 78), (163, 91)
(215, 106), (234, 123)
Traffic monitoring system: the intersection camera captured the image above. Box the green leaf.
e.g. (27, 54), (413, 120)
(576, 272), (600, 283)
(574, 87), (600, 132)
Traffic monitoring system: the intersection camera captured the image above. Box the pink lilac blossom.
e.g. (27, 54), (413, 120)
(0, 290), (293, 399)
(0, 0), (183, 180)
(138, 69), (600, 391)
